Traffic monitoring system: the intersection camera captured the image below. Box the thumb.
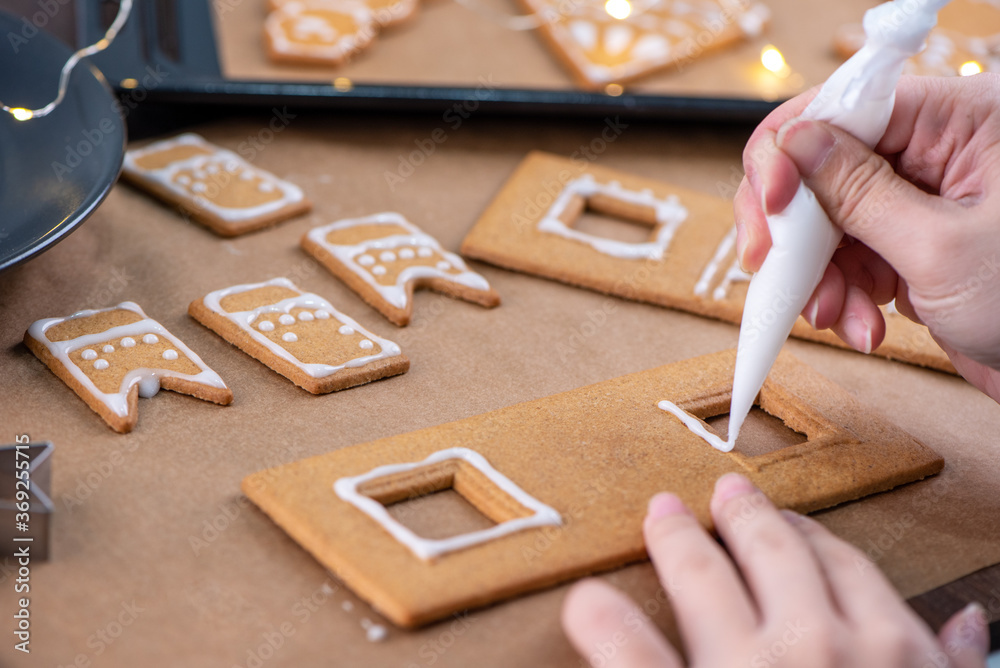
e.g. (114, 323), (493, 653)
(776, 119), (944, 274)
(936, 602), (990, 668)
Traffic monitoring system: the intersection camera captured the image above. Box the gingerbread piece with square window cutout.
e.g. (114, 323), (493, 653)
(461, 151), (955, 373)
(242, 349), (942, 628)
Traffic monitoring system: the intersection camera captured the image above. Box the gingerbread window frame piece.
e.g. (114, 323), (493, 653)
(538, 174), (689, 260)
(334, 447), (562, 560)
(243, 349), (942, 628)
(460, 151), (955, 373)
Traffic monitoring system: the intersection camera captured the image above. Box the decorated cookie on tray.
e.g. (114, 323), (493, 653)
(302, 212), (500, 326)
(521, 0), (771, 88)
(121, 133), (312, 237)
(264, 0), (419, 67)
(24, 302), (232, 433)
(189, 277), (408, 393)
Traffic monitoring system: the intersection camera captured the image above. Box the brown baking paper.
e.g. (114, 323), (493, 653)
(1, 113), (999, 667)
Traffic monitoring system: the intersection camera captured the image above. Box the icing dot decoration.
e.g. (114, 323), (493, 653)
(359, 339), (374, 350)
(339, 325), (355, 336)
(283, 332), (298, 342)
(258, 320), (275, 332)
(436, 261), (451, 271)
(399, 248), (415, 260)
(143, 334), (159, 344)
(121, 337), (136, 347)
(380, 251), (396, 263)
(298, 311), (315, 322)
(314, 310), (330, 319)
(93, 359), (110, 370)
(103, 345), (115, 353)
(81, 349), (98, 360)
(357, 254), (375, 266)
(279, 314), (296, 325)
(163, 349), (179, 361)
(372, 266), (387, 276)
(417, 246), (433, 258)
(258, 182), (275, 193)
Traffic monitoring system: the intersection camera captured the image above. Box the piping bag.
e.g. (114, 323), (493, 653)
(662, 0), (951, 452)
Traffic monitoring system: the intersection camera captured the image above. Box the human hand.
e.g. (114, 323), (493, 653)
(734, 74), (1000, 402)
(562, 473), (989, 668)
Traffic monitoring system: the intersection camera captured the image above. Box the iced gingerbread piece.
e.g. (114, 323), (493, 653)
(264, 0), (379, 66)
(520, 0), (771, 88)
(302, 212), (500, 326)
(269, 0), (418, 30)
(242, 349), (942, 628)
(834, 0), (1000, 77)
(189, 277), (408, 394)
(24, 302), (232, 433)
(121, 133), (311, 237)
(460, 151), (955, 373)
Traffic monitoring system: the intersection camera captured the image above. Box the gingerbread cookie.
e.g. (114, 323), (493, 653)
(188, 277), (408, 394)
(269, 0), (418, 29)
(302, 212), (500, 326)
(461, 151), (954, 373)
(24, 302), (232, 433)
(242, 349), (943, 627)
(121, 133), (312, 237)
(520, 0), (771, 89)
(834, 0), (1000, 77)
(264, 0), (379, 66)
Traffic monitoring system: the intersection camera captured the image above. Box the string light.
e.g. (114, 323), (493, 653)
(1, 0), (133, 122)
(760, 44), (791, 78)
(959, 60), (982, 76)
(605, 0), (632, 20)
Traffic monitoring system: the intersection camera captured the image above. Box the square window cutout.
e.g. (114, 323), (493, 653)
(334, 448), (561, 561)
(706, 406), (808, 458)
(538, 175), (688, 261)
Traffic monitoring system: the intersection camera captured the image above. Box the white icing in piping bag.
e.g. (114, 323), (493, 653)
(664, 0), (952, 452)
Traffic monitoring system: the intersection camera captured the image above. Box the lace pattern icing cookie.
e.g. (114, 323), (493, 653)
(122, 133), (311, 237)
(302, 212), (501, 326)
(520, 0), (771, 88)
(24, 302), (232, 433)
(265, 0), (379, 66)
(189, 277), (408, 394)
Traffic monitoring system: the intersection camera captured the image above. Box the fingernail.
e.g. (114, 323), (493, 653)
(950, 603), (990, 656)
(647, 492), (689, 520)
(806, 298), (820, 329)
(843, 315), (873, 354)
(735, 221), (749, 272)
(780, 509), (807, 526)
(713, 473), (756, 505)
(779, 120), (835, 177)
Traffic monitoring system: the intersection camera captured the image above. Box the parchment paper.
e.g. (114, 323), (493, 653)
(1, 111), (998, 667)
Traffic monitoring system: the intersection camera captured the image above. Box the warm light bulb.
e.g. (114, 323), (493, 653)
(761, 45), (787, 74)
(10, 108), (33, 121)
(605, 0), (631, 20)
(959, 60), (982, 76)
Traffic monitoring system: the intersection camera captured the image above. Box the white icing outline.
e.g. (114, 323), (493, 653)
(694, 226), (752, 300)
(523, 0), (770, 84)
(122, 133), (306, 223)
(333, 447), (562, 560)
(538, 175), (688, 260)
(201, 277), (402, 378)
(27, 302), (229, 418)
(657, 400), (732, 452)
(305, 212), (493, 310)
(265, 0), (375, 62)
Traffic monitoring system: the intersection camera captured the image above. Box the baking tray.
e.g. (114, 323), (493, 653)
(80, 0), (874, 121)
